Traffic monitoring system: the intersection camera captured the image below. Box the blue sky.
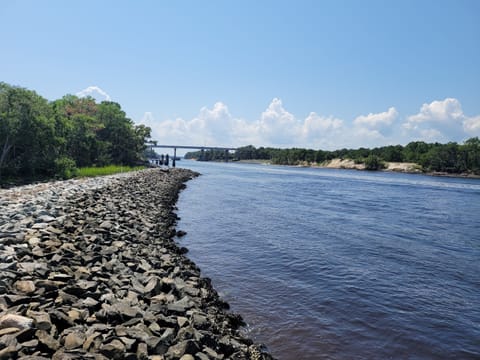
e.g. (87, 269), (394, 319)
(2, 0), (479, 149)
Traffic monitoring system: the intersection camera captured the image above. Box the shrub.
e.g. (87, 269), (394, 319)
(54, 156), (78, 179)
(364, 155), (385, 171)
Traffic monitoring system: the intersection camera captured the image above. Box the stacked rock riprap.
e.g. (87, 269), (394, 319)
(0, 168), (274, 360)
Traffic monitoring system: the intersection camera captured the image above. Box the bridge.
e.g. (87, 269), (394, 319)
(146, 143), (237, 167)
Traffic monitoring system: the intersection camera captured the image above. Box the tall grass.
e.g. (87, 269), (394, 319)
(76, 165), (145, 178)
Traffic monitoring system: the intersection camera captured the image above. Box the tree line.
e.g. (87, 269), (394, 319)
(0, 82), (151, 184)
(186, 139), (480, 174)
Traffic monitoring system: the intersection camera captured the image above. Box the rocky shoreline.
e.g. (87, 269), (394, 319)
(0, 168), (274, 360)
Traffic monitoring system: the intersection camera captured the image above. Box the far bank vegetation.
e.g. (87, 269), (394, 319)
(185, 139), (480, 175)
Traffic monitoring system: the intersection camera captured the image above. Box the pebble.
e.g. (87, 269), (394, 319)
(0, 168), (274, 359)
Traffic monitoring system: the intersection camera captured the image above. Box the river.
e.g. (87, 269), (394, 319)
(175, 160), (480, 360)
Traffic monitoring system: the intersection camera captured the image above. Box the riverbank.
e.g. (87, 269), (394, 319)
(236, 158), (480, 178)
(0, 168), (274, 359)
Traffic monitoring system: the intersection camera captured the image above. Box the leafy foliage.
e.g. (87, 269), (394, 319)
(364, 155), (385, 170)
(0, 82), (152, 184)
(193, 139), (480, 175)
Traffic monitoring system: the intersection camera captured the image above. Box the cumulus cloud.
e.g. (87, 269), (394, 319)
(403, 98), (479, 141)
(406, 98), (463, 124)
(76, 86), (112, 101)
(463, 115), (480, 135)
(140, 97), (479, 152)
(354, 107), (398, 128)
(258, 98), (300, 144)
(141, 102), (237, 147)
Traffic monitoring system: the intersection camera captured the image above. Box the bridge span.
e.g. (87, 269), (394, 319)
(147, 143), (237, 167)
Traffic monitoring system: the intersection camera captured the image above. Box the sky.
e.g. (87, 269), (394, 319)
(2, 0), (480, 150)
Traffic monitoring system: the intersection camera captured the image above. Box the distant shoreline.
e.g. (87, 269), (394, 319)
(233, 159), (480, 179)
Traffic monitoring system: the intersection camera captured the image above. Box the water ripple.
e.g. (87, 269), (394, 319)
(177, 161), (480, 360)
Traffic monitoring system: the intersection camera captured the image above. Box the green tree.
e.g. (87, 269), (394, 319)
(0, 83), (57, 179)
(364, 154), (385, 170)
(459, 137), (480, 174)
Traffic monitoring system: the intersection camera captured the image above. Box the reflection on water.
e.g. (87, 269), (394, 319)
(176, 161), (480, 360)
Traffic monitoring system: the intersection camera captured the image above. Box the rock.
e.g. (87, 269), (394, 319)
(35, 330), (60, 351)
(0, 328), (20, 336)
(0, 169), (274, 360)
(82, 332), (101, 352)
(113, 302), (141, 318)
(136, 342), (149, 360)
(192, 313), (209, 329)
(166, 340), (200, 358)
(17, 262), (48, 276)
(26, 310), (52, 330)
(203, 346), (224, 359)
(124, 327), (150, 342)
(28, 237), (41, 247)
(0, 345), (17, 359)
(143, 277), (161, 295)
(64, 331), (86, 349)
(167, 296), (194, 313)
(180, 355), (195, 360)
(37, 215), (56, 223)
(145, 336), (164, 353)
(160, 327), (176, 343)
(31, 223), (49, 230)
(80, 297), (99, 309)
(100, 339), (125, 359)
(196, 353), (210, 360)
(20, 338), (39, 348)
(99, 221), (112, 230)
(177, 316), (189, 328)
(119, 336), (136, 350)
(0, 314), (33, 330)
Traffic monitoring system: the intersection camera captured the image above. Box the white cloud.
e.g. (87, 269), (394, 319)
(354, 107), (398, 128)
(140, 97), (480, 153)
(141, 102), (237, 147)
(300, 112), (344, 147)
(76, 86), (111, 101)
(406, 98), (463, 124)
(403, 98), (479, 141)
(258, 98), (300, 145)
(463, 115), (480, 135)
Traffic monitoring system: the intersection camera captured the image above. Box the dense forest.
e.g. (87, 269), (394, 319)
(0, 82), (151, 184)
(185, 138), (480, 175)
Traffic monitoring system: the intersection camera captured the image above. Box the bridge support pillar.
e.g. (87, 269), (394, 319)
(173, 148), (176, 168)
(224, 149), (228, 162)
